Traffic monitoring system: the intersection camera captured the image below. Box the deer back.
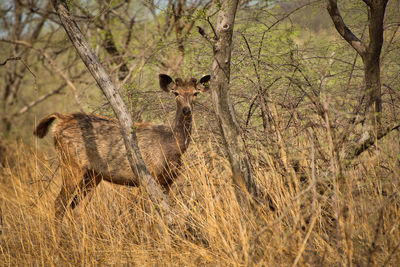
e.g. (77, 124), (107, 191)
(51, 113), (185, 186)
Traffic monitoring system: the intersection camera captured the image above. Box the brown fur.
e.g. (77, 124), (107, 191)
(34, 74), (210, 221)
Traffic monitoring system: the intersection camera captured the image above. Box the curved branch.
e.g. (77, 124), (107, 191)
(327, 0), (366, 56)
(0, 57), (21, 66)
(362, 0), (372, 7)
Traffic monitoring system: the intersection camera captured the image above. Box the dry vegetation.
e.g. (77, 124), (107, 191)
(1, 0), (400, 266)
(1, 130), (400, 266)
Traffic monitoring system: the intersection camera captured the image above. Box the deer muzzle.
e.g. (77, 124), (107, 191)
(182, 107), (191, 116)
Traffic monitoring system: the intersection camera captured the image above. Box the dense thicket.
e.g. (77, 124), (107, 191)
(1, 0), (400, 265)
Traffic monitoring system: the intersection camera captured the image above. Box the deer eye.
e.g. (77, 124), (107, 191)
(173, 91), (179, 96)
(193, 92), (200, 97)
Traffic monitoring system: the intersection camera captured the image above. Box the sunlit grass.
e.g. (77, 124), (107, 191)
(1, 137), (400, 266)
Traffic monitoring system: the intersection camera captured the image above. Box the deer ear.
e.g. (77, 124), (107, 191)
(159, 74), (174, 92)
(198, 75), (211, 92)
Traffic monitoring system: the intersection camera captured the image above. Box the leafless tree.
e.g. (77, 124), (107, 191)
(327, 0), (391, 159)
(199, 0), (258, 199)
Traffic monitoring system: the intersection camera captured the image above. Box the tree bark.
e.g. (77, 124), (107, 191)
(210, 0), (258, 197)
(51, 0), (171, 215)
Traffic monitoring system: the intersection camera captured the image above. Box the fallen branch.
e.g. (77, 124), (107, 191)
(346, 124), (400, 161)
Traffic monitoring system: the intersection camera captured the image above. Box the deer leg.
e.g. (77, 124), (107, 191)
(159, 165), (179, 192)
(54, 181), (77, 222)
(70, 170), (101, 214)
(54, 166), (83, 222)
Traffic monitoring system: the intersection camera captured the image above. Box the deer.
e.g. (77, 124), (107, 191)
(34, 74), (210, 221)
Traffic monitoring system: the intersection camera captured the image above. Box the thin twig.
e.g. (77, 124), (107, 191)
(13, 83), (66, 116)
(0, 56), (21, 66)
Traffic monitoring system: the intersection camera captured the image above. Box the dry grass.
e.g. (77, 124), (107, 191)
(1, 136), (400, 266)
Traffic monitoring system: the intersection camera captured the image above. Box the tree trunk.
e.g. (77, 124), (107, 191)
(363, 54), (382, 131)
(211, 0), (258, 197)
(361, 0), (386, 134)
(51, 0), (171, 216)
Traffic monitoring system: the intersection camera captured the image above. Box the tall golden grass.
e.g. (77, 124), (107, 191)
(1, 135), (399, 266)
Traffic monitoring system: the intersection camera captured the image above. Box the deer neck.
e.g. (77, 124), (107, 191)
(173, 109), (192, 152)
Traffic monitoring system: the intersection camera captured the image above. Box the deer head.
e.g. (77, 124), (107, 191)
(159, 74), (211, 117)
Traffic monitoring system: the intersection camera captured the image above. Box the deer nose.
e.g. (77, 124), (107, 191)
(182, 107), (191, 115)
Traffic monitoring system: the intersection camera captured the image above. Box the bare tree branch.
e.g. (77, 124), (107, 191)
(327, 0), (367, 56)
(240, 33), (270, 132)
(13, 83), (65, 116)
(197, 26), (214, 44)
(0, 57), (21, 66)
